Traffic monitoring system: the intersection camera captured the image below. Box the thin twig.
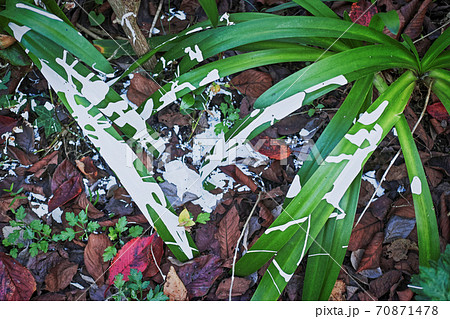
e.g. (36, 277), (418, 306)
(149, 0), (164, 38)
(76, 23), (102, 40)
(229, 192), (262, 301)
(356, 82), (433, 227)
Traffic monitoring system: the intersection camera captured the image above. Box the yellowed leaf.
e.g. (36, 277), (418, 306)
(163, 266), (189, 301)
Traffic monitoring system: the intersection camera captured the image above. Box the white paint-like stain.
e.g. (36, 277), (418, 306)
(199, 69), (220, 86)
(266, 269), (281, 295)
(37, 53), (194, 258)
(17, 3), (63, 21)
(286, 175), (301, 198)
(265, 216), (308, 234)
(308, 253), (329, 257)
(186, 27), (203, 35)
(298, 215), (311, 265)
(246, 250), (278, 254)
(304, 75), (348, 93)
(8, 23), (31, 42)
(329, 211), (346, 220)
(219, 12), (235, 26)
(411, 176), (422, 195)
(184, 45), (204, 63)
(158, 81), (196, 110)
(272, 260), (293, 282)
(358, 100), (389, 125)
(121, 12), (137, 44)
(362, 170), (385, 197)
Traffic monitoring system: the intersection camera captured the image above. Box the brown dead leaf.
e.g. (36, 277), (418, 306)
(357, 232), (384, 272)
(391, 195), (415, 219)
(357, 291), (378, 301)
(230, 70), (272, 99)
(385, 163), (408, 181)
(386, 239), (418, 262)
(424, 166), (443, 188)
(397, 288), (414, 301)
(84, 234), (112, 285)
(348, 212), (382, 251)
(75, 156), (98, 183)
(219, 165), (259, 193)
(257, 202), (274, 228)
(329, 279), (346, 301)
(76, 193), (104, 219)
(370, 195), (393, 221)
(158, 111), (191, 128)
(0, 194), (27, 222)
(403, 0), (433, 40)
(215, 277), (251, 300)
(404, 106), (434, 150)
(216, 206), (241, 261)
(164, 266), (189, 301)
(369, 270), (402, 298)
(27, 150), (58, 178)
(45, 259), (78, 292)
(0, 34), (16, 49)
(7, 146), (38, 166)
(0, 252), (36, 301)
(127, 73), (160, 107)
(440, 192), (450, 242)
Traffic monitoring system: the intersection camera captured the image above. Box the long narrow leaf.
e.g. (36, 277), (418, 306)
(198, 0), (219, 27)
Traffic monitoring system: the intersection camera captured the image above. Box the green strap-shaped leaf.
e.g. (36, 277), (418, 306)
(395, 115), (440, 266)
(431, 79), (450, 113)
(426, 50), (450, 70)
(421, 27), (450, 72)
(198, 0), (219, 27)
(7, 24), (198, 261)
(234, 71), (416, 277)
(0, 1), (113, 74)
(292, 0), (338, 18)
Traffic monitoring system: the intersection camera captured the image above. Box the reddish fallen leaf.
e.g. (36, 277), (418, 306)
(84, 234), (112, 285)
(127, 73), (160, 107)
(403, 0), (433, 40)
(75, 156), (98, 183)
(216, 206), (241, 261)
(0, 252), (36, 300)
(48, 175), (83, 212)
(219, 165), (259, 193)
(405, 106), (434, 150)
(163, 266), (189, 301)
(257, 202), (274, 228)
(390, 195), (415, 219)
(427, 102), (450, 121)
(440, 192), (450, 242)
(348, 212), (382, 251)
(369, 270), (402, 298)
(108, 234), (163, 286)
(51, 159), (81, 193)
(230, 70), (272, 99)
(178, 254), (223, 298)
(7, 146), (38, 166)
(349, 0), (378, 27)
(27, 150), (59, 178)
(357, 232), (384, 272)
(251, 135), (291, 160)
(195, 222), (220, 254)
(45, 259), (78, 292)
(0, 115), (17, 136)
(215, 277), (251, 299)
(76, 192), (104, 219)
(397, 288), (414, 301)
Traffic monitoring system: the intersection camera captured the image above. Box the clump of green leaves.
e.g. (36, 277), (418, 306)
(33, 103), (62, 137)
(307, 103), (325, 117)
(214, 95), (239, 135)
(88, 0), (105, 26)
(0, 70), (11, 90)
(2, 206), (52, 258)
(410, 245), (450, 301)
(102, 216), (144, 262)
(109, 268), (168, 301)
(54, 208), (100, 242)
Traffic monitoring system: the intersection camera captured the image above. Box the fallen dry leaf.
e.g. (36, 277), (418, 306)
(329, 279), (346, 301)
(75, 156), (98, 183)
(127, 73), (160, 107)
(0, 34), (16, 49)
(357, 232), (384, 272)
(164, 266), (189, 301)
(230, 70), (272, 99)
(84, 233), (112, 285)
(397, 288), (414, 301)
(0, 252), (36, 301)
(369, 270), (402, 298)
(386, 238), (418, 262)
(215, 277), (251, 300)
(178, 254), (223, 298)
(440, 192), (450, 242)
(257, 202), (274, 228)
(427, 102), (449, 121)
(349, 0), (378, 26)
(403, 0), (433, 40)
(251, 134), (291, 161)
(0, 115), (18, 136)
(45, 259), (78, 292)
(159, 111), (191, 128)
(219, 164), (259, 193)
(348, 212), (382, 251)
(216, 206), (241, 261)
(27, 150), (58, 178)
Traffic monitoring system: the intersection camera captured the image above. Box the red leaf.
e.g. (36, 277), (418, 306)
(84, 234), (112, 285)
(0, 115), (17, 136)
(75, 156), (99, 183)
(44, 259), (78, 292)
(357, 232), (383, 272)
(251, 134), (291, 160)
(348, 212), (382, 251)
(427, 102), (449, 121)
(0, 252), (36, 301)
(48, 175), (83, 212)
(108, 234), (163, 286)
(216, 206), (241, 261)
(51, 158), (81, 193)
(219, 165), (259, 193)
(230, 70), (272, 99)
(349, 0), (378, 27)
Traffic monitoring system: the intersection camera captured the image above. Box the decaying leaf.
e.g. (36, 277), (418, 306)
(349, 0), (378, 26)
(386, 238), (418, 262)
(84, 233), (112, 285)
(75, 156), (99, 183)
(215, 277), (251, 299)
(0, 252), (36, 301)
(178, 207), (195, 230)
(164, 266), (189, 301)
(369, 270), (402, 298)
(230, 70), (272, 99)
(427, 102), (449, 121)
(329, 279), (346, 301)
(348, 212), (382, 251)
(216, 206), (241, 261)
(357, 232), (384, 272)
(251, 134), (291, 161)
(127, 72), (160, 107)
(45, 259), (78, 292)
(219, 165), (259, 193)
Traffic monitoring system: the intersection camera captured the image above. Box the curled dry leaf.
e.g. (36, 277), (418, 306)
(27, 150), (58, 178)
(397, 288), (414, 301)
(164, 266), (189, 301)
(0, 252), (36, 301)
(0, 34), (16, 49)
(357, 232), (384, 272)
(84, 233), (112, 285)
(251, 134), (291, 161)
(215, 277), (251, 300)
(45, 259), (78, 292)
(348, 212), (382, 251)
(75, 156), (98, 183)
(230, 69), (272, 99)
(108, 234), (164, 287)
(216, 206), (241, 261)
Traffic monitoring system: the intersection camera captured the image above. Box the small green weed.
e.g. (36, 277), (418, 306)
(214, 95), (239, 135)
